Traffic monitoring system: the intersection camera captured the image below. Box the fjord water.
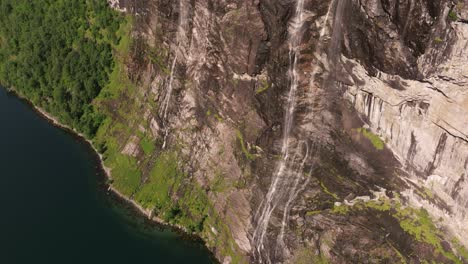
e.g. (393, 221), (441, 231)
(0, 87), (214, 264)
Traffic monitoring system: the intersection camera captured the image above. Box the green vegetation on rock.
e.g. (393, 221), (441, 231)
(109, 153), (141, 196)
(211, 170), (231, 193)
(453, 239), (468, 261)
(89, 13), (146, 198)
(331, 198), (467, 263)
(395, 207), (460, 263)
(236, 130), (256, 160)
(434, 37), (444, 43)
(99, 133), (141, 196)
(448, 10), (458, 21)
(305, 210), (321, 216)
(320, 181), (339, 200)
(331, 203), (350, 214)
(356, 127), (385, 150)
(207, 109), (224, 122)
(255, 79), (270, 95)
(175, 184), (210, 233)
(134, 152), (181, 210)
(139, 135), (155, 156)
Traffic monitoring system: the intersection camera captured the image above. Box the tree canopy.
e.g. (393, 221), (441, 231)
(0, 0), (122, 136)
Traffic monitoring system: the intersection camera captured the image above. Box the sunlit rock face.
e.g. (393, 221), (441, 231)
(108, 0), (468, 262)
(341, 0), (468, 247)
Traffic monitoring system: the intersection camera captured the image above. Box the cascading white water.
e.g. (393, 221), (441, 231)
(275, 142), (310, 254)
(253, 0), (339, 262)
(309, 0), (335, 89)
(252, 0), (306, 262)
(161, 52), (179, 149)
(162, 53), (179, 122)
(177, 0), (190, 45)
(160, 0), (189, 149)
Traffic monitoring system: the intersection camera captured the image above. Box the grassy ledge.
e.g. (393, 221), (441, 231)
(356, 127), (385, 150)
(331, 198), (468, 263)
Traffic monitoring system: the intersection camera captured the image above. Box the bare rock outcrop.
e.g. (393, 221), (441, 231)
(342, 1), (468, 247)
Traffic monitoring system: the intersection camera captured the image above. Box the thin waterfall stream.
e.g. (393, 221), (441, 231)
(309, 0), (336, 89)
(162, 52), (179, 122)
(252, 0), (339, 262)
(161, 51), (179, 149)
(252, 0), (306, 262)
(160, 0), (188, 149)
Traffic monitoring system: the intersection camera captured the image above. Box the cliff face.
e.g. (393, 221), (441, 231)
(105, 0), (468, 263)
(342, 0), (468, 248)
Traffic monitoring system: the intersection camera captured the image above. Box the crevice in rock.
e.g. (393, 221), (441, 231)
(425, 85), (451, 100)
(431, 121), (468, 144)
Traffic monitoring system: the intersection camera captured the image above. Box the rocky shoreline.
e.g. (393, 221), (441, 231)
(4, 87), (219, 262)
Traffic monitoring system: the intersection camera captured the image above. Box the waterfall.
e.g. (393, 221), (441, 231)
(160, 0), (189, 149)
(252, 0), (306, 262)
(275, 142), (310, 255)
(309, 0), (335, 88)
(327, 0), (346, 66)
(161, 53), (179, 122)
(252, 0), (339, 262)
(161, 52), (178, 149)
(177, 0), (190, 44)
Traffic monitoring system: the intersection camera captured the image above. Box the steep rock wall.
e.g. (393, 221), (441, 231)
(105, 0), (269, 262)
(105, 0), (468, 263)
(342, 0), (468, 246)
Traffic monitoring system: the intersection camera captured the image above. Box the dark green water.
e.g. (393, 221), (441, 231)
(0, 87), (214, 264)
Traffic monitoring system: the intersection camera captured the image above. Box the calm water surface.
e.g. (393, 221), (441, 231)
(0, 88), (214, 264)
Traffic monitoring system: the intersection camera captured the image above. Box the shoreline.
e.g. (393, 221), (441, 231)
(5, 88), (215, 257)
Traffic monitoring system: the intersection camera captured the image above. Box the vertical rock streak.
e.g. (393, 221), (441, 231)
(402, 0), (414, 37)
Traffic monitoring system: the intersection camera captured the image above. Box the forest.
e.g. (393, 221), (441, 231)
(0, 0), (122, 136)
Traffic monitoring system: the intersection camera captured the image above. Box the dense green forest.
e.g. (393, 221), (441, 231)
(0, 0), (122, 136)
